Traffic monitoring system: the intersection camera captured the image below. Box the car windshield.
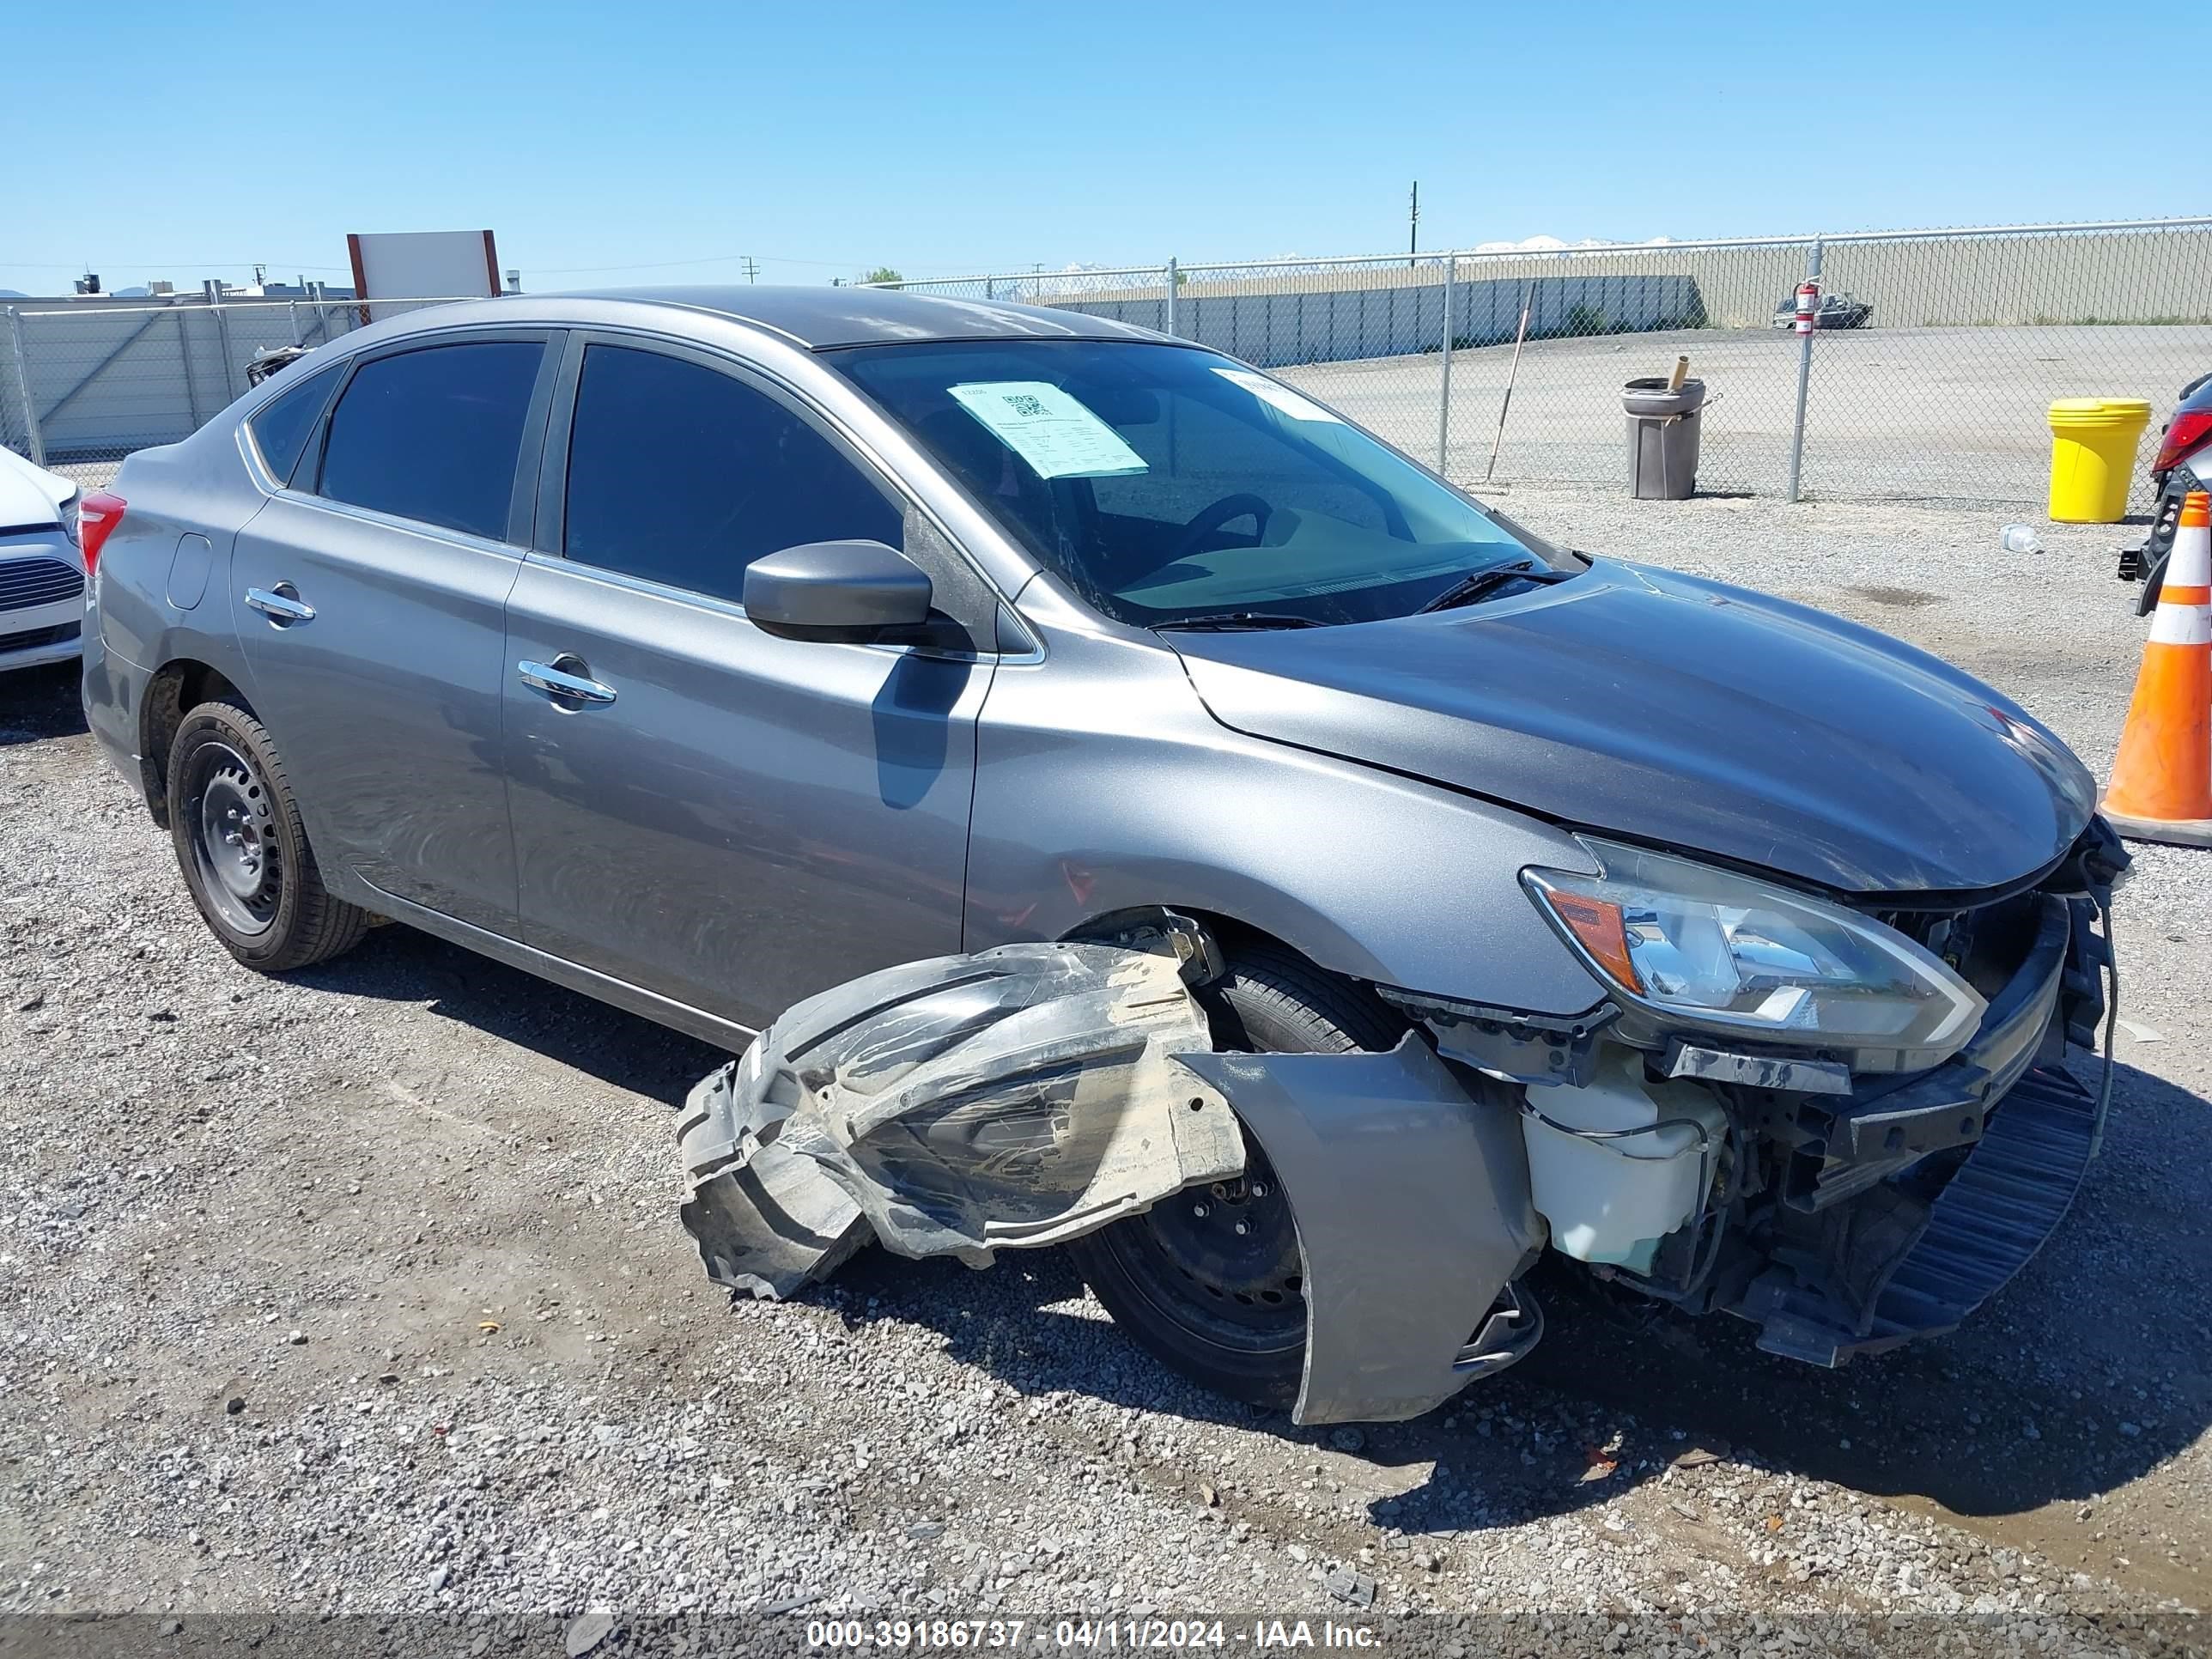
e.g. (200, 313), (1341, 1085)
(833, 339), (1547, 627)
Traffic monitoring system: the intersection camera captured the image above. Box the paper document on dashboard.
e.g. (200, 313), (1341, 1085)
(949, 381), (1151, 479)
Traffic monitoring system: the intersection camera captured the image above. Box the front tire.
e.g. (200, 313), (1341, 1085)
(167, 698), (371, 972)
(1066, 942), (1404, 1410)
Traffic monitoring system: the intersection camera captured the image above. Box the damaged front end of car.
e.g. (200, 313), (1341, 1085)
(678, 822), (2124, 1425)
(678, 929), (1546, 1427)
(1385, 817), (2130, 1368)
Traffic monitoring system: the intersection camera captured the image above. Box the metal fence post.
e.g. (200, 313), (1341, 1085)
(215, 305), (240, 401)
(178, 309), (202, 428)
(1164, 258), (1178, 337)
(205, 283), (240, 404)
(4, 308), (45, 466)
(1786, 237), (1823, 502)
(1437, 253), (1455, 473)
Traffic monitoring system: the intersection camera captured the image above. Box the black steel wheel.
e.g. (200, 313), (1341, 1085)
(1066, 941), (1404, 1409)
(182, 736), (282, 938)
(167, 699), (372, 972)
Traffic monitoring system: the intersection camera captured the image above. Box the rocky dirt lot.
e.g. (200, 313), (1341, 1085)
(1, 490), (2206, 1656)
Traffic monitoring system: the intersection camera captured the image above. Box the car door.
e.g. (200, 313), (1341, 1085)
(230, 330), (561, 934)
(501, 335), (1002, 1033)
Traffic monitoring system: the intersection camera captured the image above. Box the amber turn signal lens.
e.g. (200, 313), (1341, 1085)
(1542, 890), (1644, 994)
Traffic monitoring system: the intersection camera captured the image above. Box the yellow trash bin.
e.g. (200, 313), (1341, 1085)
(2047, 398), (2152, 523)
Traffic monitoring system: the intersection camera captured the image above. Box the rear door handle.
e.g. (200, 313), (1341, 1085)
(518, 658), (617, 705)
(244, 585), (315, 624)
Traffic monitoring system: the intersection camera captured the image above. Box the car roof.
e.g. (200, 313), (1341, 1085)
(550, 284), (1170, 350)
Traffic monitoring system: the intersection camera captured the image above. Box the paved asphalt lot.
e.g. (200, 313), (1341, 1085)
(1, 485), (2207, 1653)
(1283, 324), (2209, 508)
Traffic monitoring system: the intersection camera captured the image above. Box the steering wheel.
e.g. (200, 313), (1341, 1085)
(1167, 493), (1272, 564)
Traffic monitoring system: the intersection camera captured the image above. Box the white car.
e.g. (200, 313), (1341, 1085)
(0, 446), (87, 672)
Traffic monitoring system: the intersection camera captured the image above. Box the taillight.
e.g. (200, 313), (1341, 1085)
(2154, 410), (2212, 475)
(76, 489), (126, 574)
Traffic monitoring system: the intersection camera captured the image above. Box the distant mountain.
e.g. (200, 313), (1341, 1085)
(0, 290), (27, 301)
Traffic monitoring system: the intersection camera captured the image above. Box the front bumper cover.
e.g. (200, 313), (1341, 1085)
(678, 940), (1543, 1425)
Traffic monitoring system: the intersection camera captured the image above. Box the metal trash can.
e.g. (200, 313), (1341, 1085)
(1623, 377), (1705, 500)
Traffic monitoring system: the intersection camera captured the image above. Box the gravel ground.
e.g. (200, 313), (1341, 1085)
(2, 489), (2208, 1656)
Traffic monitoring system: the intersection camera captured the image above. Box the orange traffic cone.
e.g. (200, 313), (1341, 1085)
(2103, 489), (2212, 846)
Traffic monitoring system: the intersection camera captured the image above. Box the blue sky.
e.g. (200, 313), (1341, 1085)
(2, 0), (2174, 293)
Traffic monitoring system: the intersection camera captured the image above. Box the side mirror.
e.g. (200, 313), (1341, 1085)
(743, 539), (933, 641)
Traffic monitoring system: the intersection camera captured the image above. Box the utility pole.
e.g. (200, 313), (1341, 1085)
(1408, 181), (1419, 266)
(741, 256), (761, 284)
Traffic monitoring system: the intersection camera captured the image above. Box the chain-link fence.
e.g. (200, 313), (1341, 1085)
(7, 222), (2207, 510)
(0, 296), (472, 488)
(890, 218), (2212, 511)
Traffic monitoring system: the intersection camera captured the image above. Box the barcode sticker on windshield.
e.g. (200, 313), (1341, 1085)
(948, 381), (1149, 479)
(1212, 368), (1343, 423)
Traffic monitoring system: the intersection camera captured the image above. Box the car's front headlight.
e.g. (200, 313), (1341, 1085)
(1522, 838), (1985, 1059)
(58, 488), (81, 548)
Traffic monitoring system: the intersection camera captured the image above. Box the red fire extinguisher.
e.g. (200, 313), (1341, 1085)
(1794, 280), (1820, 336)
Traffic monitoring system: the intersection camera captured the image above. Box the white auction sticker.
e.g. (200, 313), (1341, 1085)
(1212, 367), (1343, 423)
(946, 381), (1149, 480)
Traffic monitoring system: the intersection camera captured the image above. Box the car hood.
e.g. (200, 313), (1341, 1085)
(0, 446), (72, 528)
(1163, 559), (2098, 894)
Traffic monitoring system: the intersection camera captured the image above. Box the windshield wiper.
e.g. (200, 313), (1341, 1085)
(1152, 611), (1327, 632)
(1414, 558), (1544, 614)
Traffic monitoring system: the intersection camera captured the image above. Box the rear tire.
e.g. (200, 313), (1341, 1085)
(1066, 942), (1404, 1410)
(167, 698), (372, 972)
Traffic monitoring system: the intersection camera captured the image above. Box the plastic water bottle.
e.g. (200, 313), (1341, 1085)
(2000, 524), (2042, 554)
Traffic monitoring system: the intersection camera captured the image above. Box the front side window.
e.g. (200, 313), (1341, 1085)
(246, 361), (343, 486)
(835, 339), (1547, 627)
(562, 344), (902, 605)
(317, 341), (544, 540)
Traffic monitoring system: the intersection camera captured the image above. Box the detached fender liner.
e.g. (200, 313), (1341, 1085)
(678, 943), (1541, 1425)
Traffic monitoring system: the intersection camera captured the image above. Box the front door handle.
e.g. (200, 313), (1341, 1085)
(244, 585), (315, 625)
(518, 658), (617, 705)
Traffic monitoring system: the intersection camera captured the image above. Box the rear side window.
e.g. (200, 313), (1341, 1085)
(245, 362), (342, 486)
(562, 344), (901, 605)
(318, 341), (544, 540)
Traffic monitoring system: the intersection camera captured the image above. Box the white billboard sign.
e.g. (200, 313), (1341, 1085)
(346, 229), (503, 318)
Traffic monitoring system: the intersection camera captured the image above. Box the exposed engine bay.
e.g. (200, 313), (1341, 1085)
(678, 826), (2127, 1425)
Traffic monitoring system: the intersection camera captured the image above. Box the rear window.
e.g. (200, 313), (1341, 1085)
(317, 342), (544, 540)
(245, 362), (342, 486)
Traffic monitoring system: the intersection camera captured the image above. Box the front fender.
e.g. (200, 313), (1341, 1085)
(963, 622), (1606, 1016)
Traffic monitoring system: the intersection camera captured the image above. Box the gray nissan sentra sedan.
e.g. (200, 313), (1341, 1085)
(81, 287), (2127, 1419)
